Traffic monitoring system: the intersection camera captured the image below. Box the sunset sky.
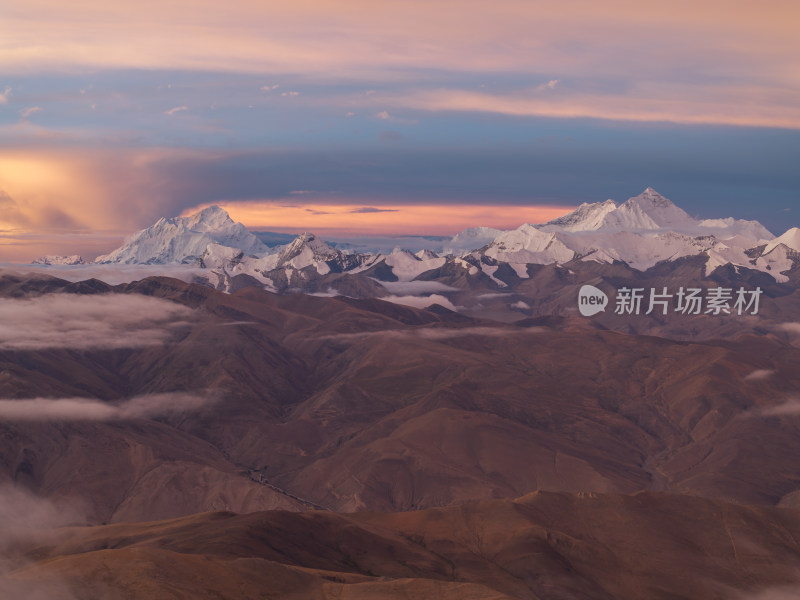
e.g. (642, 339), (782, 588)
(1, 0), (798, 260)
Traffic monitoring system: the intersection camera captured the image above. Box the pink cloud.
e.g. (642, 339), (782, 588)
(0, 2), (795, 128)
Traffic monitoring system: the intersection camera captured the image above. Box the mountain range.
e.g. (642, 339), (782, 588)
(2, 272), (800, 598)
(10, 189), (800, 598)
(38, 188), (798, 289)
(29, 188), (800, 334)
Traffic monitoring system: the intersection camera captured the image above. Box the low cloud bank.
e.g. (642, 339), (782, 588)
(0, 485), (85, 549)
(1, 263), (206, 286)
(319, 326), (543, 343)
(777, 323), (800, 335)
(0, 485), (85, 599)
(383, 294), (459, 311)
(0, 391), (217, 422)
(757, 400), (800, 418)
(0, 294), (195, 350)
(377, 280), (459, 295)
(744, 369), (775, 382)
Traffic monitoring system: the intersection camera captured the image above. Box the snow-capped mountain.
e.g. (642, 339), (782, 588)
(462, 188), (776, 273)
(218, 231), (382, 290)
(763, 227), (800, 255)
(482, 225), (574, 265)
(537, 188), (696, 233)
(542, 199), (617, 232)
(55, 189), (799, 294)
(603, 187), (696, 231)
(274, 232), (358, 274)
(444, 226), (504, 254)
(538, 188), (770, 241)
(95, 206), (268, 264)
(384, 248), (446, 281)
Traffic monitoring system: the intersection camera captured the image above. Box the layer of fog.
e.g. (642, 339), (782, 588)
(317, 325), (544, 343)
(0, 263), (206, 286)
(0, 294), (195, 350)
(744, 369), (776, 382)
(756, 400), (800, 418)
(0, 391), (218, 422)
(376, 280), (459, 295)
(0, 485), (85, 599)
(382, 293), (459, 311)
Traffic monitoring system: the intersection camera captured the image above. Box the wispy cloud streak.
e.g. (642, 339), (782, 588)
(0, 391), (218, 421)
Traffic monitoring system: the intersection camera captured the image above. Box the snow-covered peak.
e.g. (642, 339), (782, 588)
(608, 188), (695, 231)
(539, 188), (694, 233)
(200, 243), (244, 269)
(542, 199), (617, 232)
(764, 227), (800, 255)
(484, 224), (574, 264)
(183, 205), (235, 230)
(278, 232), (340, 265)
(445, 226), (505, 254)
(31, 255), (86, 265)
(415, 248), (439, 260)
(537, 188), (772, 245)
(95, 205), (268, 264)
(696, 217), (773, 244)
(274, 232), (371, 276)
(384, 247), (446, 281)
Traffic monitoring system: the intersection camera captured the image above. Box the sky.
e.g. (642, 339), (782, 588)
(0, 0), (798, 261)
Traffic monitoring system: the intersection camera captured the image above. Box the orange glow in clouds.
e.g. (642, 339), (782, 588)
(181, 202), (574, 235)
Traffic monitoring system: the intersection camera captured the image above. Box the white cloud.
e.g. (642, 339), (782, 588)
(0, 485), (85, 548)
(165, 105), (188, 115)
(19, 106), (41, 119)
(281, 91), (300, 97)
(777, 323), (800, 335)
(318, 325), (544, 342)
(0, 87), (10, 104)
(2, 263), (207, 286)
(757, 400), (800, 418)
(308, 288), (341, 297)
(511, 300), (531, 310)
(378, 280), (459, 295)
(0, 485), (84, 599)
(744, 369), (775, 382)
(382, 293), (458, 311)
(260, 84), (279, 91)
(413, 326), (543, 340)
(372, 110), (417, 124)
(0, 391), (217, 422)
(537, 79), (560, 91)
(0, 293), (195, 350)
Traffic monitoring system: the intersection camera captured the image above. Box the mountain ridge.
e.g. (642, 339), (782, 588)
(31, 188), (799, 293)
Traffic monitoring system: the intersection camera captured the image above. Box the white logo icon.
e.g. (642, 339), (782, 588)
(578, 285), (608, 316)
